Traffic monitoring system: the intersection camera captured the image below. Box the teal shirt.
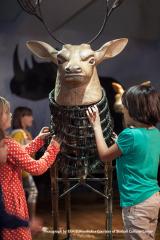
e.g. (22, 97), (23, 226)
(116, 127), (160, 207)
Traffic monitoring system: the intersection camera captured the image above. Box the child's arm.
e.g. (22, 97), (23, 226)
(0, 129), (8, 164)
(24, 127), (51, 155)
(11, 129), (44, 154)
(0, 144), (8, 165)
(7, 138), (60, 175)
(24, 136), (44, 155)
(86, 105), (122, 162)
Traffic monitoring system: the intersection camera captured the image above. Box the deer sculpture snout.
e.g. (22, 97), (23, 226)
(65, 65), (82, 74)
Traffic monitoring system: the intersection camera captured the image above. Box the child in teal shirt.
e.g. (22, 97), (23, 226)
(87, 82), (160, 240)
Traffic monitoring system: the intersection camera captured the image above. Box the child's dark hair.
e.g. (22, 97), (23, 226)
(12, 106), (33, 129)
(122, 83), (160, 126)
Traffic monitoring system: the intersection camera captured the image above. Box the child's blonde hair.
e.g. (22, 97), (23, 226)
(0, 97), (10, 129)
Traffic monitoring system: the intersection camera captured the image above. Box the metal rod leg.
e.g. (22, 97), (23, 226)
(104, 163), (113, 240)
(108, 163), (113, 240)
(64, 177), (72, 240)
(50, 166), (59, 240)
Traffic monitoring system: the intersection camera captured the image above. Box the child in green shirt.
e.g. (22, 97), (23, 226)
(87, 82), (160, 240)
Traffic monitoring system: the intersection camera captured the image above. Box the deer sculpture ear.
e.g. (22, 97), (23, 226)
(26, 40), (58, 65)
(95, 38), (128, 65)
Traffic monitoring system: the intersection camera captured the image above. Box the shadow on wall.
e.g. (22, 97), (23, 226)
(10, 45), (57, 100)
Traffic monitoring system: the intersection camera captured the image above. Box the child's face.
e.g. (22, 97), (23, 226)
(1, 108), (12, 130)
(21, 115), (33, 128)
(122, 106), (134, 126)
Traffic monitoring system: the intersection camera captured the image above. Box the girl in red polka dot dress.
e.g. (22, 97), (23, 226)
(0, 97), (60, 240)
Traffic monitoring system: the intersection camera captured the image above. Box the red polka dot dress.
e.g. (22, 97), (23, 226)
(0, 137), (59, 240)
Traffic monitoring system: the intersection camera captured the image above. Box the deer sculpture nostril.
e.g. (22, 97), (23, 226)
(65, 66), (82, 74)
(74, 66), (82, 73)
(65, 67), (71, 73)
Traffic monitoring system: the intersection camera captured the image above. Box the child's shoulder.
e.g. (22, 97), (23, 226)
(11, 129), (27, 138)
(118, 128), (134, 142)
(123, 127), (160, 139)
(120, 127), (134, 136)
(119, 127), (142, 139)
(11, 129), (28, 145)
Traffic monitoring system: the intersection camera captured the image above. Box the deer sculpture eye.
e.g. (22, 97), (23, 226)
(89, 57), (95, 65)
(57, 56), (67, 65)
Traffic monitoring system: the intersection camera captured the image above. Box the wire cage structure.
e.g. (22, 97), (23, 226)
(49, 88), (114, 240)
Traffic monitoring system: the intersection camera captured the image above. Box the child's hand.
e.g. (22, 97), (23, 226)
(0, 142), (8, 165)
(38, 127), (51, 140)
(30, 217), (43, 235)
(111, 131), (118, 142)
(51, 135), (61, 148)
(86, 105), (101, 129)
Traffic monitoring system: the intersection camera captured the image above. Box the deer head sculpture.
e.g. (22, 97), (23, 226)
(26, 39), (128, 105)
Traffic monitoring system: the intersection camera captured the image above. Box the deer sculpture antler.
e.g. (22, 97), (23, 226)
(17, 0), (125, 44)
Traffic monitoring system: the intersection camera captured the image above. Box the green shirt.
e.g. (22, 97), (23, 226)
(116, 127), (160, 207)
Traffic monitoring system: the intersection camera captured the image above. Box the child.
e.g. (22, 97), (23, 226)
(11, 106), (33, 145)
(86, 82), (160, 240)
(0, 96), (60, 240)
(11, 107), (38, 220)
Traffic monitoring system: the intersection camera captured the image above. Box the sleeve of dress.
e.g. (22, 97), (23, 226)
(7, 139), (60, 175)
(24, 137), (44, 155)
(116, 128), (134, 155)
